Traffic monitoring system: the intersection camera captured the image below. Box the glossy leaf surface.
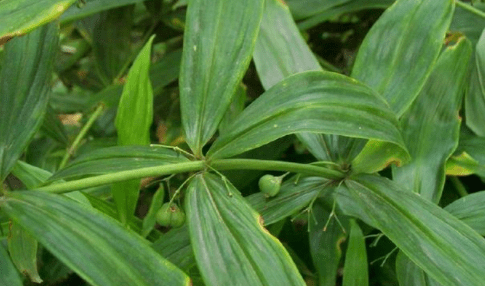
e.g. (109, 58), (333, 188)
(185, 173), (305, 285)
(0, 191), (190, 286)
(208, 71), (408, 160)
(351, 0), (454, 116)
(0, 23), (58, 182)
(393, 37), (471, 203)
(179, 0), (264, 156)
(338, 174), (485, 286)
(0, 0), (73, 43)
(50, 146), (189, 181)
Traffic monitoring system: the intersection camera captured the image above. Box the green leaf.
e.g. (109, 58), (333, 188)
(396, 251), (441, 286)
(0, 23), (59, 183)
(0, 0), (74, 44)
(142, 183), (165, 238)
(446, 131), (485, 177)
(93, 6), (133, 86)
(0, 243), (22, 286)
(186, 173), (306, 285)
(253, 0), (321, 90)
(338, 174), (485, 286)
(0, 191), (190, 286)
(247, 176), (329, 225)
(342, 220), (368, 286)
(285, 0), (349, 20)
(7, 222), (42, 283)
(351, 0), (454, 116)
(151, 225), (196, 272)
(451, 2), (485, 45)
(207, 71), (408, 160)
(309, 198), (348, 286)
(297, 0), (394, 30)
(445, 191), (485, 236)
(465, 29), (485, 136)
(50, 145), (189, 181)
(115, 35), (154, 146)
(179, 0), (264, 156)
(254, 0), (342, 162)
(60, 0), (146, 23)
(393, 37), (472, 203)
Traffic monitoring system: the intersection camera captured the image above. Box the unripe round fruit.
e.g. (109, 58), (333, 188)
(156, 203), (185, 228)
(258, 174), (282, 197)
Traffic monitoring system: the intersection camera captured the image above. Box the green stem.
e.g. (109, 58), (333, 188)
(59, 104), (105, 169)
(455, 1), (485, 19)
(210, 159), (344, 180)
(450, 176), (468, 197)
(40, 159), (345, 194)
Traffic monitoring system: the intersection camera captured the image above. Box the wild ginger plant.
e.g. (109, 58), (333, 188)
(1, 0), (485, 285)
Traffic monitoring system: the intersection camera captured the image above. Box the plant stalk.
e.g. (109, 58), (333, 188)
(39, 159), (345, 194)
(59, 104), (105, 169)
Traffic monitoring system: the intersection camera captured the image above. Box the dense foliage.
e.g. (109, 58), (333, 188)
(2, 0), (485, 285)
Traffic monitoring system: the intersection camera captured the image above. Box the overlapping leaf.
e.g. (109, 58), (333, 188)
(185, 173), (306, 285)
(0, 23), (58, 183)
(309, 198), (348, 286)
(445, 191), (485, 236)
(337, 174), (485, 286)
(179, 0), (264, 156)
(395, 252), (441, 286)
(207, 71), (408, 160)
(342, 220), (368, 286)
(392, 37), (471, 203)
(151, 225), (196, 272)
(351, 0), (454, 116)
(0, 0), (73, 44)
(0, 244), (22, 286)
(49, 146), (189, 181)
(0, 191), (190, 286)
(465, 29), (485, 136)
(7, 222), (42, 283)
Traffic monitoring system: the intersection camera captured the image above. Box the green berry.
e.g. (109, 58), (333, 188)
(258, 174), (282, 197)
(156, 203), (185, 228)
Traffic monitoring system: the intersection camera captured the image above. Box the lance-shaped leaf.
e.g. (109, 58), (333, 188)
(445, 191), (485, 236)
(179, 0), (264, 156)
(207, 71), (408, 160)
(285, 0), (349, 20)
(185, 173), (306, 285)
(115, 35), (154, 146)
(0, 243), (22, 286)
(0, 0), (74, 44)
(393, 37), (472, 203)
(7, 222), (42, 283)
(446, 130), (485, 177)
(451, 2), (485, 45)
(0, 191), (190, 286)
(342, 220), (368, 286)
(337, 174), (485, 286)
(309, 198), (348, 286)
(465, 29), (485, 136)
(50, 146), (188, 181)
(0, 23), (58, 183)
(351, 0), (454, 116)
